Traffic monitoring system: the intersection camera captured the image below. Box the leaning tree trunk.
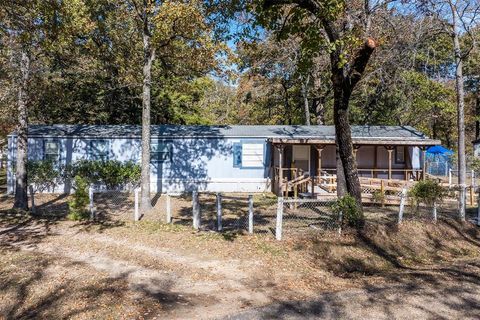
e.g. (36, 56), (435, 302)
(333, 82), (363, 215)
(140, 29), (155, 213)
(13, 48), (30, 211)
(335, 144), (346, 197)
(452, 10), (466, 221)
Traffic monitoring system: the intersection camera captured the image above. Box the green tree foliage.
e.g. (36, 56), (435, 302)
(331, 194), (364, 228)
(68, 160), (141, 189)
(408, 180), (446, 208)
(26, 160), (61, 193)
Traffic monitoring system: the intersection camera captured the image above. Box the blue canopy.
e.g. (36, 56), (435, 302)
(427, 145), (454, 155)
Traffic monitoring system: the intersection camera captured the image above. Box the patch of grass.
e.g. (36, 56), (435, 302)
(256, 241), (286, 257)
(67, 210), (90, 221)
(131, 220), (189, 234)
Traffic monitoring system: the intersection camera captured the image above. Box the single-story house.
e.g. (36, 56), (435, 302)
(6, 125), (440, 194)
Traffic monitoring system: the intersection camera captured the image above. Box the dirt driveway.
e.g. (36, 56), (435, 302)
(225, 262), (480, 319)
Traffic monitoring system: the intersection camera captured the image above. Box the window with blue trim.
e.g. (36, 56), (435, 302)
(151, 142), (171, 163)
(233, 142), (264, 168)
(44, 140), (60, 164)
(90, 140), (109, 161)
(241, 143), (264, 168)
(233, 143), (242, 167)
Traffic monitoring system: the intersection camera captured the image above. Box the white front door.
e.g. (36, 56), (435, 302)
(292, 145), (310, 174)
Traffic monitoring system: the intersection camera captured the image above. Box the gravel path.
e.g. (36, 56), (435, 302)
(224, 262), (480, 320)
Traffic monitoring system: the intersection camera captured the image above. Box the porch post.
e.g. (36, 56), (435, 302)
(353, 145), (361, 159)
(315, 145), (325, 177)
(373, 146), (378, 178)
(420, 146), (427, 181)
(353, 145), (361, 176)
(386, 146), (394, 180)
(277, 145), (284, 196)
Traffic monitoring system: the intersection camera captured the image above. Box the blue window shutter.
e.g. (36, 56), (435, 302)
(233, 143), (242, 167)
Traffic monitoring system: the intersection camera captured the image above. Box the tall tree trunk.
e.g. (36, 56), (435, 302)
(452, 7), (466, 221)
(333, 80), (363, 214)
(301, 74), (311, 125)
(335, 144), (346, 197)
(140, 27), (155, 212)
(13, 48), (30, 211)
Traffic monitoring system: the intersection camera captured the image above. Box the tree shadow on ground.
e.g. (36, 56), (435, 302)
(0, 251), (190, 319)
(229, 261), (480, 320)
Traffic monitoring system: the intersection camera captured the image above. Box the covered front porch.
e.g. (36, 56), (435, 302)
(269, 138), (434, 199)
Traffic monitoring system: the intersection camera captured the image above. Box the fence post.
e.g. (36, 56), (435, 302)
(276, 197), (284, 240)
(29, 185), (36, 215)
(448, 169), (452, 187)
(216, 193), (222, 231)
(460, 186), (466, 222)
(248, 195), (254, 234)
(338, 210), (343, 236)
(89, 185), (95, 220)
(398, 187), (407, 224)
(134, 188), (139, 221)
(166, 194), (172, 223)
(192, 191), (200, 230)
(432, 201), (437, 223)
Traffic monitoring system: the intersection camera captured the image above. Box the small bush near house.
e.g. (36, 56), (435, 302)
(371, 190), (386, 205)
(408, 179), (445, 208)
(68, 160), (141, 189)
(27, 160), (61, 192)
(68, 176), (90, 221)
(332, 194), (364, 228)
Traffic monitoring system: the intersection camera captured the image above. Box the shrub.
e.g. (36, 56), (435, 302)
(67, 175), (90, 221)
(332, 194), (364, 228)
(371, 190), (385, 205)
(408, 179), (445, 207)
(27, 160), (60, 192)
(67, 160), (141, 189)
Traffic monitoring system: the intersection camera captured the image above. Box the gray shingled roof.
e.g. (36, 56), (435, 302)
(10, 124), (435, 141)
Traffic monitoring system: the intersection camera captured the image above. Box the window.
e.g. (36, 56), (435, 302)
(44, 140), (60, 163)
(241, 143), (264, 168)
(395, 146), (406, 164)
(90, 140), (109, 161)
(233, 143), (242, 167)
(151, 142), (171, 163)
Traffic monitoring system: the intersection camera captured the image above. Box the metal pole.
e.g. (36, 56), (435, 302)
(433, 202), (437, 223)
(472, 170), (475, 188)
(449, 168), (452, 187)
(248, 195), (254, 234)
(192, 191), (200, 230)
(89, 186), (95, 220)
(134, 188), (139, 221)
(398, 187), (407, 224)
(276, 197), (284, 240)
(166, 194), (171, 223)
(216, 193), (222, 231)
